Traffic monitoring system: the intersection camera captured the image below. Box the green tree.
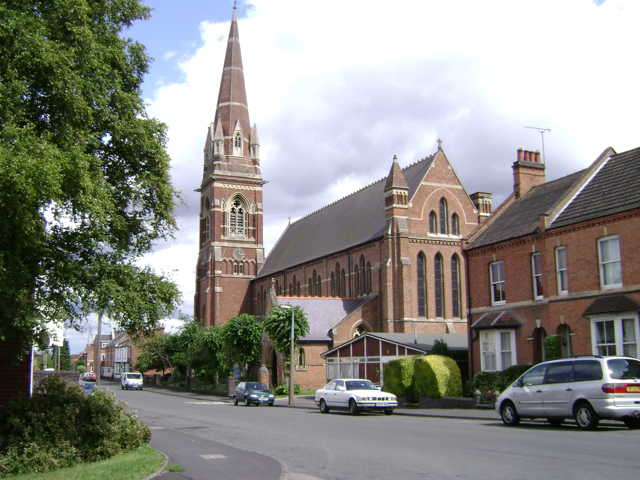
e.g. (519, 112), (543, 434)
(262, 305), (309, 374)
(222, 314), (262, 371)
(59, 339), (72, 371)
(135, 332), (174, 375)
(0, 0), (182, 361)
(430, 338), (452, 358)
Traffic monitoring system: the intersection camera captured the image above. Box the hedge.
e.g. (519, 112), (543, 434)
(383, 357), (416, 401)
(464, 364), (532, 396)
(414, 355), (462, 398)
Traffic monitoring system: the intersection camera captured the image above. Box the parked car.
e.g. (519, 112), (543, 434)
(315, 379), (398, 415)
(233, 382), (274, 406)
(120, 372), (144, 390)
(496, 356), (640, 430)
(82, 372), (96, 382)
(79, 381), (96, 395)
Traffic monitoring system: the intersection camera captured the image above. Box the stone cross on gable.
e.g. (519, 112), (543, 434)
(437, 138), (443, 149)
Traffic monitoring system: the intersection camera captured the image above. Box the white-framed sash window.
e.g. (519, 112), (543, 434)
(598, 236), (622, 289)
(480, 330), (516, 371)
(556, 247), (568, 295)
(590, 314), (639, 358)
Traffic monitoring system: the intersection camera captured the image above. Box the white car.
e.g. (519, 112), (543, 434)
(120, 372), (144, 390)
(315, 379), (398, 415)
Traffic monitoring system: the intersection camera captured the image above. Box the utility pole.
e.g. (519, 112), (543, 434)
(95, 312), (102, 387)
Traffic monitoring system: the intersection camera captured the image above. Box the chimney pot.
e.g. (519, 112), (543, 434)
(535, 151), (541, 163)
(517, 148), (524, 162)
(524, 150), (530, 162)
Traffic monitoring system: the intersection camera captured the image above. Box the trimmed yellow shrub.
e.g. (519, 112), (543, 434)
(414, 355), (462, 398)
(383, 357), (416, 400)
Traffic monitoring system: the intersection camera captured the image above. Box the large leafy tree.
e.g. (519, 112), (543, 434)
(221, 313), (262, 371)
(0, 0), (181, 359)
(262, 305), (309, 369)
(134, 332), (174, 375)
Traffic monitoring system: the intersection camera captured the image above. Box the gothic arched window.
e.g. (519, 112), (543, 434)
(451, 213), (459, 236)
(429, 211), (437, 234)
(229, 198), (247, 236)
(330, 272), (336, 297)
(439, 198), (448, 235)
(435, 253), (444, 317)
(234, 132), (242, 148)
(366, 261), (372, 295)
(340, 269), (346, 297)
(417, 253), (427, 317)
(451, 255), (461, 318)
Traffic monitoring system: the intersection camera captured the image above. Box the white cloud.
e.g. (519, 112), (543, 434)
(136, 0), (640, 329)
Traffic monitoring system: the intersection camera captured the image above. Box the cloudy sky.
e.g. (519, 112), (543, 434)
(66, 0), (639, 353)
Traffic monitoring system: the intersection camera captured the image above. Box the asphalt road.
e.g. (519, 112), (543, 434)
(107, 385), (640, 480)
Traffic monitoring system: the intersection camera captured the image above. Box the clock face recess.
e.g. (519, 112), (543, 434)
(233, 248), (245, 260)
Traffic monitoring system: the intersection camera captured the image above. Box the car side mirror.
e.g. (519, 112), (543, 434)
(337, 386), (346, 392)
(515, 378), (523, 388)
(377, 386), (381, 390)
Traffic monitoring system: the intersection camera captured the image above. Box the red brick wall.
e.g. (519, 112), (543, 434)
(467, 209), (640, 377)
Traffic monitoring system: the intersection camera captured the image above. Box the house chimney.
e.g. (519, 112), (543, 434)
(513, 148), (545, 198)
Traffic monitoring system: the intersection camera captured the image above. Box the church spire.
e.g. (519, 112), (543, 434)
(214, 3), (251, 157)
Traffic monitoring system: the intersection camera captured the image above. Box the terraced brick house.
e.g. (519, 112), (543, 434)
(465, 146), (640, 376)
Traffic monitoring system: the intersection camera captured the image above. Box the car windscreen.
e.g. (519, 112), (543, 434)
(345, 380), (376, 391)
(607, 358), (640, 380)
(127, 374), (142, 379)
(246, 382), (269, 392)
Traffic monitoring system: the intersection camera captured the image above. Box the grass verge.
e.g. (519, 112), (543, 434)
(6, 444), (165, 480)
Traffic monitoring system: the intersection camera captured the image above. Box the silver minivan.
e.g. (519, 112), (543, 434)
(120, 372), (144, 390)
(496, 356), (640, 430)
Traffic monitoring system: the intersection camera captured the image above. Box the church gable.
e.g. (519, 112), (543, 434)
(408, 150), (479, 238)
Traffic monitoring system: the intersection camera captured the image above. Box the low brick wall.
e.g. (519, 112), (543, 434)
(33, 371), (81, 389)
(419, 396), (476, 409)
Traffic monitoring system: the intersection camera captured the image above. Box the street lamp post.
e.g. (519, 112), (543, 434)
(281, 305), (295, 406)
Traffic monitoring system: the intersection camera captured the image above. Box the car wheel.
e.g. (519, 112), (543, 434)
(233, 396), (238, 406)
(245, 396), (250, 407)
(500, 401), (520, 426)
(349, 399), (360, 416)
(575, 402), (599, 430)
(384, 409), (393, 416)
(623, 417), (640, 430)
(548, 419), (564, 427)
(319, 399), (330, 414)
(121, 386), (124, 390)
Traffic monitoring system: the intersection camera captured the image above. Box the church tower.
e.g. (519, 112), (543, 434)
(195, 5), (265, 327)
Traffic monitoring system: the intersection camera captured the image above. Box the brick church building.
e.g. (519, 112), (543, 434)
(194, 6), (487, 388)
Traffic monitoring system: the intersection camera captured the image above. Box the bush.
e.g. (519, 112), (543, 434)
(383, 357), (417, 402)
(0, 375), (150, 477)
(544, 336), (561, 361)
(414, 355), (462, 398)
(273, 384), (300, 396)
(464, 364), (533, 396)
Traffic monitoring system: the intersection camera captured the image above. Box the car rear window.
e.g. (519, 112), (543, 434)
(573, 360), (602, 382)
(607, 358), (640, 380)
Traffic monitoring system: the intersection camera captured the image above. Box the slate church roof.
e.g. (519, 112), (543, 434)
(256, 154), (437, 279)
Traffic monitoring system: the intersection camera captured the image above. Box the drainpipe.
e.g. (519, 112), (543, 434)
(464, 249), (474, 381)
